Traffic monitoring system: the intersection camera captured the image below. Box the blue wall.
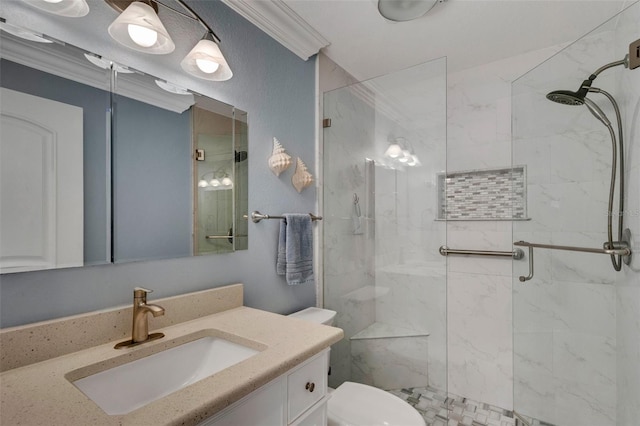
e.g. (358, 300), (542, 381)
(0, 0), (317, 327)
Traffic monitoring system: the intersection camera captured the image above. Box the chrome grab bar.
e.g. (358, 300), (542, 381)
(439, 246), (525, 260)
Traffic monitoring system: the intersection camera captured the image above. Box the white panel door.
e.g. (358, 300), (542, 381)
(0, 88), (83, 273)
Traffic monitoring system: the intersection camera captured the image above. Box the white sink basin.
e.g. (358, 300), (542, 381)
(72, 336), (259, 415)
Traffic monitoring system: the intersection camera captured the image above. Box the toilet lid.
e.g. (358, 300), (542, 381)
(288, 307), (336, 325)
(328, 382), (426, 426)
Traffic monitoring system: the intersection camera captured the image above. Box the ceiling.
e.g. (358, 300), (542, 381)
(278, 0), (631, 81)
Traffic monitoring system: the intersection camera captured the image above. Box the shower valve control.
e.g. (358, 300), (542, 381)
(630, 38), (640, 70)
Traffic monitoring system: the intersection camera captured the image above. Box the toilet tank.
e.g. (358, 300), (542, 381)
(288, 307), (337, 325)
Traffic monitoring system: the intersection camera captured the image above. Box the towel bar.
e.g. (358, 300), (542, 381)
(251, 210), (322, 223)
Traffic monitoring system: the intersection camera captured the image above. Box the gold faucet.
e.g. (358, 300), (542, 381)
(115, 287), (165, 349)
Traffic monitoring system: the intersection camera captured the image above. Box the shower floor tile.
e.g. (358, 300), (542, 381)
(388, 387), (517, 426)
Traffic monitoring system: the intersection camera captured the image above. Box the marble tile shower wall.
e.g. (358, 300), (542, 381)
(511, 6), (640, 423)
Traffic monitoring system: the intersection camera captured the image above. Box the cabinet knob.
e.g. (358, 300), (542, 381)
(305, 382), (315, 392)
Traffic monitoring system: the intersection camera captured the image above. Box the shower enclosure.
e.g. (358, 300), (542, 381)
(322, 58), (447, 396)
(512, 2), (640, 425)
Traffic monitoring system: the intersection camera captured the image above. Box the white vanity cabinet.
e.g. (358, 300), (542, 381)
(198, 349), (329, 426)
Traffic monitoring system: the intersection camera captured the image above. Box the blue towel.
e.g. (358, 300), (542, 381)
(276, 214), (314, 285)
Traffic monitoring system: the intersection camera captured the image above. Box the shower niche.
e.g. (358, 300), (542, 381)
(436, 166), (528, 221)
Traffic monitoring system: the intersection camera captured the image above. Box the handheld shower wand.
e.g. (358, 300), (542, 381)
(545, 42), (638, 271)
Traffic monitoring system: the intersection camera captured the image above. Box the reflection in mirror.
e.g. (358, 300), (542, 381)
(0, 24), (111, 273)
(112, 68), (248, 263)
(193, 104), (248, 255)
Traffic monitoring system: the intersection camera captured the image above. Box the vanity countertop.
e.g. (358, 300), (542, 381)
(0, 306), (343, 426)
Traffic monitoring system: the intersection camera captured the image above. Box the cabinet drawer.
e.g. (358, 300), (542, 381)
(287, 351), (328, 423)
(290, 398), (327, 426)
(199, 377), (286, 426)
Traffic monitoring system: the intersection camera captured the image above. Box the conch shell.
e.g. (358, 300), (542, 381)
(292, 157), (313, 193)
(268, 137), (292, 177)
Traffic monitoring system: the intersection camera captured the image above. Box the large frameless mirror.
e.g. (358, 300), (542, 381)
(0, 21), (249, 273)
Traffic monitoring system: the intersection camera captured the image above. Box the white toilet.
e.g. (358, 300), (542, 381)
(288, 307), (426, 426)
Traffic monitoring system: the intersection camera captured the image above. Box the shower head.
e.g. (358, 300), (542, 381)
(546, 53), (633, 107)
(546, 88), (611, 126)
(546, 90), (585, 106)
(546, 78), (593, 106)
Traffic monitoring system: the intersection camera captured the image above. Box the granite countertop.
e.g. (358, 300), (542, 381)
(0, 306), (343, 426)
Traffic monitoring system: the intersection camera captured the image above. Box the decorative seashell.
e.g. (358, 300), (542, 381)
(292, 157), (313, 193)
(268, 137), (292, 177)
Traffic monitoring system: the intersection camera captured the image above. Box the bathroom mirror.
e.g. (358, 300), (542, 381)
(0, 22), (249, 273)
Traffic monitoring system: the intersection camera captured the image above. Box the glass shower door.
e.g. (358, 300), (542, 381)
(322, 57), (448, 403)
(512, 4), (640, 425)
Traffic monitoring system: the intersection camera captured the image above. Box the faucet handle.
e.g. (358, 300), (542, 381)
(133, 287), (153, 300)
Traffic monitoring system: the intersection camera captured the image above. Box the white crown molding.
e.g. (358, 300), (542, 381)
(1, 36), (194, 113)
(221, 0), (329, 60)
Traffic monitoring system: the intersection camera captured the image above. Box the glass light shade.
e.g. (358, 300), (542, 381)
(398, 150), (411, 163)
(377, 0), (438, 22)
(210, 179), (221, 187)
(384, 143), (403, 158)
(198, 179), (208, 188)
(221, 177), (233, 187)
(108, 1), (174, 54)
(20, 0), (89, 17)
(181, 38), (232, 81)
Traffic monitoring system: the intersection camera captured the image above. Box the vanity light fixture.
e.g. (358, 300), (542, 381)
(19, 0), (89, 18)
(107, 1), (175, 54)
(384, 142), (403, 159)
(105, 0), (233, 81)
(180, 32), (233, 81)
(383, 137), (421, 167)
(198, 171), (233, 191)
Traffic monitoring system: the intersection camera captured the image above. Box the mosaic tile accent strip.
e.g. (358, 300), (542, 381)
(437, 166), (527, 220)
(388, 386), (516, 426)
